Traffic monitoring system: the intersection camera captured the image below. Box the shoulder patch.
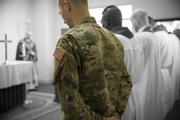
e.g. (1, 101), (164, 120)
(53, 47), (65, 61)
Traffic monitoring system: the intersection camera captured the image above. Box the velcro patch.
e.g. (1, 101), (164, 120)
(53, 47), (65, 61)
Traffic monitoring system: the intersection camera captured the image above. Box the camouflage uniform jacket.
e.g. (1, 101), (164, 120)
(53, 17), (132, 120)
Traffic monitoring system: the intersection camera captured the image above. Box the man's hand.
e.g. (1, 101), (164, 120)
(29, 51), (35, 56)
(107, 116), (119, 120)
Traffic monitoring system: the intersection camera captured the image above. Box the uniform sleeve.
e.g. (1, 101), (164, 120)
(119, 73), (132, 115)
(53, 38), (107, 120)
(113, 38), (132, 117)
(118, 60), (132, 116)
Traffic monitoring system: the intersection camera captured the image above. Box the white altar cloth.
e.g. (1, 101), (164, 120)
(0, 61), (35, 90)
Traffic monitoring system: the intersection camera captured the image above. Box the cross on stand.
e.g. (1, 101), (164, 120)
(0, 34), (12, 64)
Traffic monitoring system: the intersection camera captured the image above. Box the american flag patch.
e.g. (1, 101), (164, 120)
(53, 47), (65, 61)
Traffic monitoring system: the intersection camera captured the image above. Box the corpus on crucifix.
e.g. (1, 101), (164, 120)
(0, 34), (12, 64)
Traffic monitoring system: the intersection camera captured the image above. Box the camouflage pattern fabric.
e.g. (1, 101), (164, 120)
(53, 17), (132, 120)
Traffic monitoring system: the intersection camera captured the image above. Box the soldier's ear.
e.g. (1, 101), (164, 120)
(101, 16), (109, 28)
(103, 21), (108, 29)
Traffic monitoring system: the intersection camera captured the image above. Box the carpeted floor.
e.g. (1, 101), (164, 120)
(0, 92), (61, 120)
(34, 108), (61, 120)
(35, 82), (60, 103)
(35, 83), (55, 94)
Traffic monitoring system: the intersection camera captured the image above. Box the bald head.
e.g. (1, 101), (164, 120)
(101, 5), (122, 30)
(131, 9), (149, 32)
(25, 31), (32, 39)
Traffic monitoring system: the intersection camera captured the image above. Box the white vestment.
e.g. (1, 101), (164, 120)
(155, 31), (174, 120)
(115, 34), (144, 84)
(131, 32), (162, 120)
(116, 32), (180, 120)
(166, 34), (180, 101)
(115, 34), (144, 120)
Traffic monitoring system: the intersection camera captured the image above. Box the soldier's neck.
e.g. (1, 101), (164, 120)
(72, 7), (90, 27)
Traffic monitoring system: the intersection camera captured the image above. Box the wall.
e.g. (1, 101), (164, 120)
(1, 0), (179, 83)
(0, 0), (62, 83)
(0, 0), (29, 62)
(88, 0), (132, 8)
(88, 0), (180, 20)
(132, 0), (180, 20)
(27, 0), (63, 83)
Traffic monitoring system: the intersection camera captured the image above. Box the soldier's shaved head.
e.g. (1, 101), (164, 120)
(57, 0), (90, 28)
(58, 0), (88, 7)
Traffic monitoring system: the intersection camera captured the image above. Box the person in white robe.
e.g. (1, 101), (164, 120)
(166, 33), (180, 101)
(154, 30), (174, 120)
(149, 18), (180, 119)
(115, 34), (144, 120)
(130, 9), (153, 33)
(132, 32), (162, 120)
(155, 32), (180, 120)
(130, 9), (169, 120)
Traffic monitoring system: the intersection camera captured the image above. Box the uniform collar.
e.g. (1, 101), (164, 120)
(77, 16), (96, 26)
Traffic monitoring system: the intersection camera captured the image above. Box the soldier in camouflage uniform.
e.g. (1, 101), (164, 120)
(53, 0), (132, 120)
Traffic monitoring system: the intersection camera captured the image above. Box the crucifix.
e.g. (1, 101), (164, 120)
(0, 34), (12, 63)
